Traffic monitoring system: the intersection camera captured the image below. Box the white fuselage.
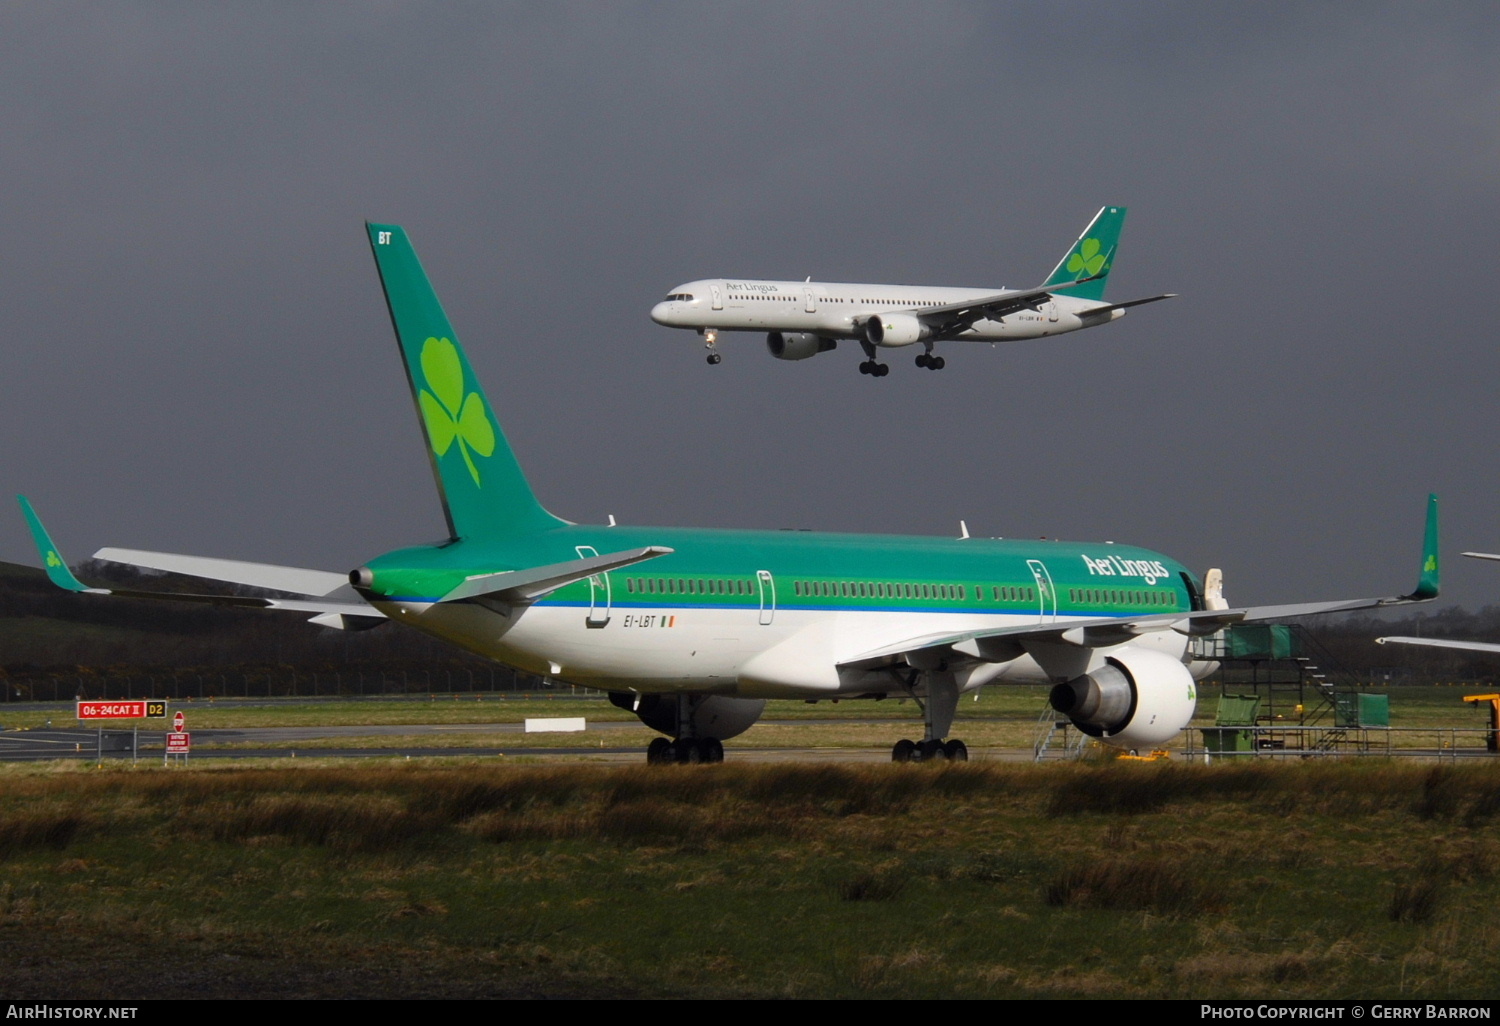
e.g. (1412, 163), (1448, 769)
(373, 597), (1196, 701)
(651, 278), (1123, 346)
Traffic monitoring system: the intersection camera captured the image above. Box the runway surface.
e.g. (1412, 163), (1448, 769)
(0, 721), (1022, 764)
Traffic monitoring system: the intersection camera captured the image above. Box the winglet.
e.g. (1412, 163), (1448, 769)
(1408, 493), (1440, 600)
(17, 496), (91, 592)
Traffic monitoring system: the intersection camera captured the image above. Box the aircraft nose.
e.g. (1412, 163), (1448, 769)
(650, 301), (673, 325)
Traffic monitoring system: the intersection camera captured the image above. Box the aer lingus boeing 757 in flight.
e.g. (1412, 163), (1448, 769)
(20, 224), (1439, 763)
(652, 205), (1176, 375)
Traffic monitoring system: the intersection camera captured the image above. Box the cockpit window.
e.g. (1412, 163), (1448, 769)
(663, 293), (695, 302)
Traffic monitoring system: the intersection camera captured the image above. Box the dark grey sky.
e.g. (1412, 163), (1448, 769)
(3, 3), (1497, 610)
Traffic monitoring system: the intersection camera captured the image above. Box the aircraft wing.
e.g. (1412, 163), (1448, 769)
(1376, 637), (1500, 655)
(19, 496), (386, 629)
(95, 547), (357, 599)
(1368, 549), (1500, 653)
(840, 494), (1440, 670)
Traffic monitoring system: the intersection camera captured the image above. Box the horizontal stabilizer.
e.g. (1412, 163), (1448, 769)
(1089, 293), (1178, 314)
(440, 545), (674, 604)
(1464, 552), (1500, 563)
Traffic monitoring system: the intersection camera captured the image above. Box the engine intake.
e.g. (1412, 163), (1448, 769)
(766, 332), (836, 361)
(1048, 647), (1197, 749)
(863, 313), (930, 348)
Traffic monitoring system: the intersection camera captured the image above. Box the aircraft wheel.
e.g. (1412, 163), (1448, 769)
(915, 353), (930, 368)
(859, 361), (871, 375)
(673, 738), (701, 764)
(700, 737), (724, 763)
(930, 356), (945, 370)
(647, 737), (673, 765)
(874, 362), (889, 377)
(706, 353), (722, 365)
(892, 739), (916, 763)
(943, 739), (968, 762)
(919, 739), (946, 761)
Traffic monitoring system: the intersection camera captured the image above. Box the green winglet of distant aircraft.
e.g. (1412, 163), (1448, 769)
(18, 224), (1441, 763)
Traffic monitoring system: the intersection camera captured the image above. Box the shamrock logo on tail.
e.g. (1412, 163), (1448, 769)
(1425, 555), (1437, 573)
(1066, 237), (1109, 279)
(45, 551), (61, 568)
(417, 336), (496, 487)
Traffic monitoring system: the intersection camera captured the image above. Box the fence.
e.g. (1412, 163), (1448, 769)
(1184, 724), (1499, 761)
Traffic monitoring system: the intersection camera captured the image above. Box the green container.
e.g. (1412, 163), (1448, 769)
(1224, 624), (1299, 660)
(1334, 693), (1389, 728)
(1202, 694), (1260, 752)
(1216, 694), (1261, 726)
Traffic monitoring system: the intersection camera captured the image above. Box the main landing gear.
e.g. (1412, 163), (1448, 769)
(858, 339), (888, 377)
(890, 667), (969, 762)
(891, 738), (968, 762)
(914, 352), (945, 370)
(647, 736), (725, 764)
(702, 328), (722, 365)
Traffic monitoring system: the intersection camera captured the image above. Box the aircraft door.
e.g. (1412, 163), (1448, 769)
(575, 545), (611, 627)
(757, 570), (776, 625)
(1027, 559), (1057, 624)
(711, 284), (723, 310)
(804, 287), (817, 313)
(1046, 300), (1059, 323)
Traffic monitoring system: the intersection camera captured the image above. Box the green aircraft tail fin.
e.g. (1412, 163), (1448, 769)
(365, 223), (567, 543)
(17, 496), (90, 592)
(1042, 206), (1128, 302)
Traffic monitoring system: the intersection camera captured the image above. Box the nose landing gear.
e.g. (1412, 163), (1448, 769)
(703, 329), (721, 365)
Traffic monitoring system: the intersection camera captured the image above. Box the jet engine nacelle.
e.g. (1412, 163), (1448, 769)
(1047, 647), (1197, 749)
(608, 692), (766, 740)
(766, 332), (836, 361)
(863, 313), (930, 348)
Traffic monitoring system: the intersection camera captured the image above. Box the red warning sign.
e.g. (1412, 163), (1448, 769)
(77, 701), (149, 720)
(165, 733), (191, 754)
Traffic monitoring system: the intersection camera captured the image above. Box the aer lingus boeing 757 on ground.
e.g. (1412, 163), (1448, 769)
(652, 205), (1176, 375)
(20, 224), (1439, 763)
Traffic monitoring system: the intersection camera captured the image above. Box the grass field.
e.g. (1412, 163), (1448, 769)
(2, 758), (1499, 999)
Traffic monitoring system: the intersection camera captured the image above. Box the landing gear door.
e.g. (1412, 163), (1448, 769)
(757, 570), (776, 625)
(1027, 559), (1057, 624)
(575, 545), (611, 628)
